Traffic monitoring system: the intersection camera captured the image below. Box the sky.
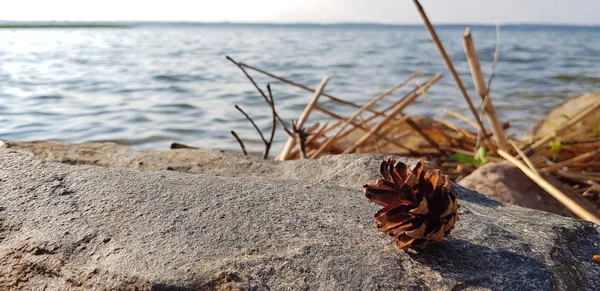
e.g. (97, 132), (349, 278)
(2, 0), (599, 25)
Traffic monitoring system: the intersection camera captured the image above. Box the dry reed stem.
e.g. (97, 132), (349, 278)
(412, 0), (488, 139)
(510, 141), (539, 176)
(343, 115), (412, 154)
(584, 173), (600, 177)
(498, 149), (600, 224)
(370, 117), (419, 154)
(312, 105), (415, 152)
(527, 100), (600, 153)
(434, 124), (458, 148)
(541, 148), (600, 173)
(403, 115), (447, 156)
(277, 77), (329, 161)
(562, 138), (600, 145)
(557, 170), (600, 183)
(356, 114), (385, 153)
(319, 120), (344, 137)
(587, 180), (600, 192)
(314, 74), (443, 158)
(486, 22), (501, 93)
(238, 62), (383, 116)
(445, 109), (479, 130)
(437, 119), (478, 141)
(462, 28), (510, 150)
(372, 74), (443, 121)
(308, 73), (422, 158)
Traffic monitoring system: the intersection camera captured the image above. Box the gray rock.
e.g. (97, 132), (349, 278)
(1, 149), (599, 290)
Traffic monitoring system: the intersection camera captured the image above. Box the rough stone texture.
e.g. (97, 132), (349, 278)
(0, 140), (390, 186)
(1, 149), (600, 290)
(458, 161), (591, 218)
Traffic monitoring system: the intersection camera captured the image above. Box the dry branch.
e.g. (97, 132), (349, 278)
(227, 56), (294, 136)
(277, 76), (329, 161)
(230, 130), (248, 156)
(510, 141), (539, 176)
(445, 109), (479, 130)
(292, 120), (310, 159)
(238, 62), (383, 116)
(498, 149), (600, 224)
(314, 105), (415, 153)
(412, 0), (488, 139)
(541, 148), (600, 173)
(343, 115), (411, 154)
(462, 28), (510, 150)
(235, 105), (267, 145)
(557, 171), (600, 183)
(403, 115), (447, 156)
(264, 84), (277, 159)
(527, 100), (600, 153)
(170, 142), (198, 150)
(311, 74), (442, 158)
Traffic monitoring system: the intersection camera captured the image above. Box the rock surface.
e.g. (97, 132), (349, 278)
(526, 92), (600, 141)
(1, 148), (600, 290)
(459, 161), (586, 218)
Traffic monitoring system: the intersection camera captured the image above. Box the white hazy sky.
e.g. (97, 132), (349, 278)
(2, 0), (599, 25)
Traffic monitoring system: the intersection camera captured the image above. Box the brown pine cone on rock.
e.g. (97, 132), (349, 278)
(363, 158), (459, 250)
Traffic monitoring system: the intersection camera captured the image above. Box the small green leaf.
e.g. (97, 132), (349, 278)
(560, 114), (571, 120)
(452, 147), (488, 168)
(550, 140), (562, 153)
(473, 147), (488, 168)
(451, 153), (475, 164)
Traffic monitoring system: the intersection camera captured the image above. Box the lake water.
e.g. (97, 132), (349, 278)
(1, 23), (599, 154)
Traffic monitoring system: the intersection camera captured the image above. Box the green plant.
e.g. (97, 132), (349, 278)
(550, 140), (562, 162)
(451, 146), (488, 168)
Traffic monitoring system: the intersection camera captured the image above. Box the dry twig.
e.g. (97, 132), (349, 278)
(292, 120), (310, 159)
(462, 27), (510, 150)
(526, 100), (600, 153)
(235, 105), (267, 145)
(230, 130), (248, 156)
(227, 56), (292, 133)
(541, 148), (600, 173)
(277, 76), (328, 160)
(312, 74), (442, 158)
(498, 149), (600, 224)
(238, 61), (383, 116)
(412, 0), (488, 139)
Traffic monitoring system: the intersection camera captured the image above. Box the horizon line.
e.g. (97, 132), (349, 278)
(0, 20), (599, 27)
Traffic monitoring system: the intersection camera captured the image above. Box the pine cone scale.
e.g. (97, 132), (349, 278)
(363, 158), (460, 250)
(409, 199), (429, 215)
(364, 180), (414, 206)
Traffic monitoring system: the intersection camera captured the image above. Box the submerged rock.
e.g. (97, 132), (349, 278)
(0, 148), (599, 290)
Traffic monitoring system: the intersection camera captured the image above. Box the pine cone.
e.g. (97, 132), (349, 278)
(363, 158), (459, 250)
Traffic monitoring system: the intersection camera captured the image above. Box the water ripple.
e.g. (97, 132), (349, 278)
(0, 25), (599, 151)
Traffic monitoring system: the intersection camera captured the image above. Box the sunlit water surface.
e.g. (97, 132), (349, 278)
(1, 24), (599, 153)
